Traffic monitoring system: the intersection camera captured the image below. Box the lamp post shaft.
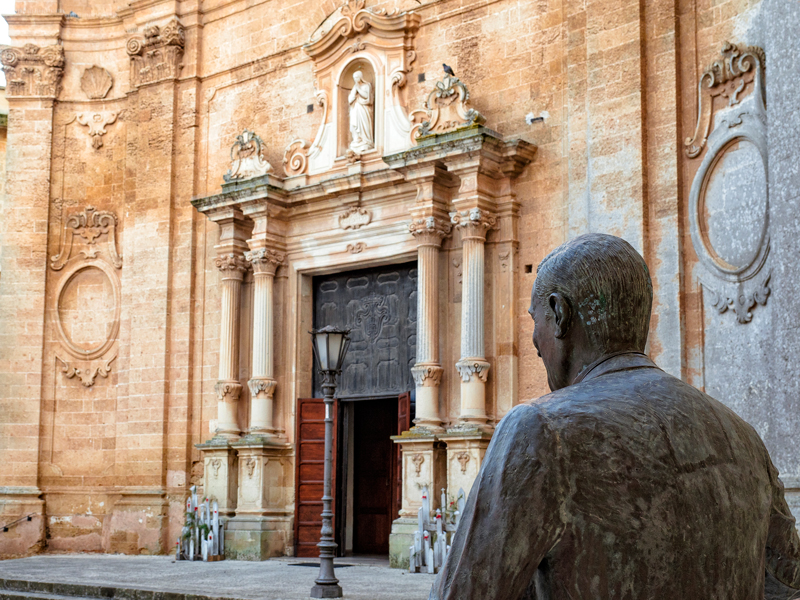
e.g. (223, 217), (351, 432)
(311, 372), (342, 598)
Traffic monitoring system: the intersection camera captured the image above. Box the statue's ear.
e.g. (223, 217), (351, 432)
(549, 293), (571, 339)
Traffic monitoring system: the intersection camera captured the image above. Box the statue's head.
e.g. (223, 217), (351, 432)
(353, 70), (363, 83)
(529, 233), (653, 391)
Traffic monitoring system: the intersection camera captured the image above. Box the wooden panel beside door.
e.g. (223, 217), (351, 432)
(294, 397), (338, 558)
(393, 392), (411, 524)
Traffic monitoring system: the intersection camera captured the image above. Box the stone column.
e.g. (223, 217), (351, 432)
(244, 248), (285, 436)
(214, 252), (249, 438)
(451, 207), (495, 428)
(409, 216), (450, 432)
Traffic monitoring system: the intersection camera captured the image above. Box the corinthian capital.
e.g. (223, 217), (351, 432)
(245, 247), (286, 276)
(450, 208), (497, 241)
(411, 364), (444, 387)
(455, 359), (490, 383)
(409, 216), (451, 247)
(215, 252), (249, 277)
(215, 380), (242, 402)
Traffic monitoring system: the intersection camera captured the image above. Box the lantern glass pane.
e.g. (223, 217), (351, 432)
(315, 332), (329, 370)
(327, 333), (344, 370)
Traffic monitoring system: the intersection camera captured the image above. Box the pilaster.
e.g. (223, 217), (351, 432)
(196, 440), (238, 518)
(439, 430), (492, 500)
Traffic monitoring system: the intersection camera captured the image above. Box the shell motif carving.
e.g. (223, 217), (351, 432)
(80, 65), (113, 100)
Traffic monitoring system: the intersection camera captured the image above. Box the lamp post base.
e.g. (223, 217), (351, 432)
(310, 583), (343, 598)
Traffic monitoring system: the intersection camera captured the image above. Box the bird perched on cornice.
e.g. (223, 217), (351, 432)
(443, 63), (455, 77)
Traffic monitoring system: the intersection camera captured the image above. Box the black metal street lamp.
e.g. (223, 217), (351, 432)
(309, 325), (351, 599)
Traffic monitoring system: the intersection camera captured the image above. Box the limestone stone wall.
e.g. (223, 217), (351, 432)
(0, 0), (797, 559)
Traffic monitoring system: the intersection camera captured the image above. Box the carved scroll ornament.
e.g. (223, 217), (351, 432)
(224, 129), (273, 182)
(77, 112), (117, 149)
(126, 18), (185, 88)
(685, 42), (765, 158)
(0, 43), (64, 98)
(412, 75), (486, 139)
(50, 206), (122, 270)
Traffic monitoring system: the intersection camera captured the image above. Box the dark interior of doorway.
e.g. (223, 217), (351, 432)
(336, 392), (411, 557)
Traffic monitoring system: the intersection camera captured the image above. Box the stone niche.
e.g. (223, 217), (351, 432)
(283, 0), (421, 176)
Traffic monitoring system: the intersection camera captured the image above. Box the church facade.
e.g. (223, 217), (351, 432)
(1, 0), (798, 563)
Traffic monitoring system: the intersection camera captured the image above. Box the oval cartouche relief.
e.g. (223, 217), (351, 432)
(56, 262), (120, 360)
(700, 138), (768, 272)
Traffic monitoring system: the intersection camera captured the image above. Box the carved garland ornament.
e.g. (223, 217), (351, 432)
(126, 18), (185, 88)
(412, 75), (486, 139)
(339, 206), (372, 230)
(0, 43), (64, 98)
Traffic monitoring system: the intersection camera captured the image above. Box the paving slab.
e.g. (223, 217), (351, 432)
(0, 555), (436, 600)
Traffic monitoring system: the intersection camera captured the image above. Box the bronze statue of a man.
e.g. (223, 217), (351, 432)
(431, 233), (800, 600)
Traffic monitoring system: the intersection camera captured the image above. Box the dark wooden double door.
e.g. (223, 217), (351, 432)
(295, 263), (416, 557)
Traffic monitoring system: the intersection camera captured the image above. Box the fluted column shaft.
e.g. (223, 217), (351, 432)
(451, 208), (495, 427)
(215, 253), (249, 438)
(409, 217), (450, 432)
(245, 248), (286, 435)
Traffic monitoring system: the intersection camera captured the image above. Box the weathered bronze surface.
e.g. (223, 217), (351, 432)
(431, 233), (800, 600)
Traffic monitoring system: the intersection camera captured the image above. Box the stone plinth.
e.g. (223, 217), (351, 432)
(439, 428), (493, 499)
(226, 438), (293, 560)
(196, 439), (238, 518)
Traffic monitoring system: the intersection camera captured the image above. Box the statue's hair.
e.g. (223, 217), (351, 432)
(534, 233), (653, 352)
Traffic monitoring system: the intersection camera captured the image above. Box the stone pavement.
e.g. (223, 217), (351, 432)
(0, 554), (436, 600)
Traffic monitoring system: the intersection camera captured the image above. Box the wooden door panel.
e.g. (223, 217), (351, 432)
(294, 397), (337, 558)
(393, 391), (411, 523)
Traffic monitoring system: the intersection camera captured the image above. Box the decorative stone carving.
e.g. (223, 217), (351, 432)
(215, 381), (243, 402)
(245, 457), (257, 478)
(209, 458), (222, 478)
(224, 130), (273, 182)
(283, 2), (420, 175)
(685, 42), (765, 158)
(456, 452), (470, 474)
(214, 253), (249, 275)
(80, 65), (113, 99)
(339, 206), (372, 230)
(412, 453), (424, 477)
(409, 216), (451, 247)
(346, 242), (366, 254)
(244, 247), (285, 275)
(499, 250), (511, 273)
(126, 18), (185, 88)
(413, 74), (486, 139)
(51, 206), (123, 270)
(58, 356), (116, 388)
(450, 208), (497, 240)
(247, 378), (277, 399)
(709, 271), (771, 324)
(687, 43), (770, 323)
(455, 359), (490, 383)
(411, 365), (444, 387)
(0, 43), (64, 98)
(355, 293), (390, 342)
(77, 112), (117, 149)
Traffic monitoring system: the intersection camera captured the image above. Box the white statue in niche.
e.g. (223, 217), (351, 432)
(348, 70), (374, 154)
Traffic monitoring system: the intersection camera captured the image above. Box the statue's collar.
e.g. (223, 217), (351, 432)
(572, 351), (656, 386)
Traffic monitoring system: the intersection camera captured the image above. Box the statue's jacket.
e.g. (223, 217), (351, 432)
(432, 353), (800, 600)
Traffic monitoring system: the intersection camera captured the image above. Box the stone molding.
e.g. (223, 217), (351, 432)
(0, 43), (64, 98)
(247, 377), (277, 399)
(215, 380), (243, 402)
(80, 65), (113, 99)
(224, 130), (273, 182)
(244, 247), (285, 276)
(126, 18), (185, 88)
(685, 42), (765, 158)
(408, 216), (451, 247)
(411, 364), (444, 387)
(455, 359), (490, 383)
(77, 112), (117, 149)
(450, 208), (497, 241)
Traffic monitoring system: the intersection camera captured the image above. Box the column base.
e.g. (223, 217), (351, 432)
(390, 435), (447, 519)
(388, 517), (418, 569)
(196, 439), (238, 517)
(229, 438), (293, 518)
(456, 359), (490, 425)
(439, 430), (493, 499)
(224, 515), (293, 560)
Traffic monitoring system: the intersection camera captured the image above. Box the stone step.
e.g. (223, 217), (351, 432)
(0, 579), (241, 600)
